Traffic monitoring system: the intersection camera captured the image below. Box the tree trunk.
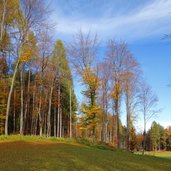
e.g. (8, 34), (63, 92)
(31, 84), (36, 135)
(57, 85), (60, 137)
(20, 66), (24, 135)
(57, 107), (60, 137)
(13, 89), (16, 133)
(47, 86), (53, 137)
(105, 119), (108, 143)
(126, 92), (131, 151)
(143, 110), (146, 155)
(116, 99), (121, 149)
(38, 96), (42, 136)
(69, 88), (72, 138)
(57, 106), (59, 137)
(5, 58), (20, 135)
(24, 69), (31, 133)
(59, 105), (62, 138)
(0, 0), (6, 42)
(54, 107), (56, 137)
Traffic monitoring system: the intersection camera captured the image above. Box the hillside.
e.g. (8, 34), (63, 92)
(0, 136), (171, 171)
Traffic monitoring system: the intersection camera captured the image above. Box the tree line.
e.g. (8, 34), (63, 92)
(0, 0), (170, 152)
(0, 0), (77, 137)
(68, 31), (161, 152)
(136, 122), (171, 151)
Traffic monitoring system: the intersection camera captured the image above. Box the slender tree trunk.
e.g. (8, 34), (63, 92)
(57, 110), (59, 137)
(126, 109), (130, 150)
(126, 92), (131, 151)
(105, 100), (108, 143)
(101, 99), (105, 143)
(42, 92), (48, 136)
(31, 84), (36, 135)
(24, 69), (31, 133)
(38, 96), (42, 136)
(57, 107), (60, 137)
(47, 86), (53, 137)
(5, 58), (20, 135)
(105, 119), (108, 143)
(102, 89), (108, 143)
(59, 109), (62, 137)
(69, 88), (72, 138)
(0, 0), (6, 42)
(44, 112), (47, 136)
(143, 110), (146, 155)
(54, 107), (56, 137)
(24, 102), (27, 132)
(116, 99), (121, 149)
(57, 85), (60, 137)
(102, 121), (105, 143)
(59, 102), (62, 138)
(75, 121), (77, 138)
(111, 117), (115, 144)
(35, 114), (38, 135)
(20, 66), (24, 135)
(5, 37), (26, 135)
(13, 89), (16, 133)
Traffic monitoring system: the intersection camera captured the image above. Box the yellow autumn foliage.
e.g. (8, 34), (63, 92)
(19, 32), (38, 63)
(111, 81), (122, 99)
(20, 50), (32, 63)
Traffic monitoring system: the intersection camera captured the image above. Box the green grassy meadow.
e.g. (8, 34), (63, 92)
(145, 151), (171, 160)
(0, 136), (171, 171)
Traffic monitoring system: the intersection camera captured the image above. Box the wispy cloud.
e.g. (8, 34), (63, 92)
(51, 0), (171, 42)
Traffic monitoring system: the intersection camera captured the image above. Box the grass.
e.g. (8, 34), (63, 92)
(0, 136), (171, 171)
(145, 151), (171, 160)
(0, 135), (75, 143)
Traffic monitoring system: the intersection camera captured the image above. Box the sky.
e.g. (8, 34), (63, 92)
(50, 0), (171, 131)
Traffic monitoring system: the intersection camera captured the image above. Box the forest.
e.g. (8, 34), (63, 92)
(0, 0), (171, 153)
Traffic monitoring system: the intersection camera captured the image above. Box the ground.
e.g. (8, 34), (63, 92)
(145, 151), (171, 160)
(0, 136), (171, 171)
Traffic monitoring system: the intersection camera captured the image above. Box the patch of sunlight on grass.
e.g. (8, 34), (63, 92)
(0, 135), (76, 144)
(146, 151), (171, 160)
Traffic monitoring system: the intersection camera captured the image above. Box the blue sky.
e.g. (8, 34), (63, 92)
(50, 0), (171, 131)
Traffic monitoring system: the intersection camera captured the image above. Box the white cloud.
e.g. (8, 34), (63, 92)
(52, 0), (171, 42)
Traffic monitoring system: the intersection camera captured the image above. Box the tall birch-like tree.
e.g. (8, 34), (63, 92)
(5, 0), (49, 135)
(139, 82), (159, 154)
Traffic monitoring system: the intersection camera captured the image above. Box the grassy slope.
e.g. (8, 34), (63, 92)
(0, 136), (171, 171)
(146, 151), (171, 160)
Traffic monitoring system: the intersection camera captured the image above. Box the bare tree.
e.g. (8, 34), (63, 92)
(139, 82), (159, 154)
(36, 26), (53, 136)
(98, 59), (112, 143)
(123, 52), (141, 151)
(107, 40), (128, 148)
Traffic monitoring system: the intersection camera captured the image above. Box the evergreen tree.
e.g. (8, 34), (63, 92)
(150, 121), (160, 151)
(51, 40), (77, 137)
